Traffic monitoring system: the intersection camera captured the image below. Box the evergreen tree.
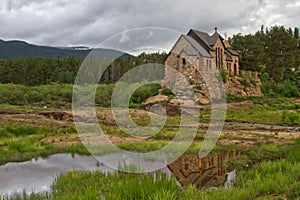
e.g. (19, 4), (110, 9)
(231, 25), (300, 83)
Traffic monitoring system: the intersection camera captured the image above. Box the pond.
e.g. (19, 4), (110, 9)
(0, 151), (239, 196)
(0, 154), (114, 196)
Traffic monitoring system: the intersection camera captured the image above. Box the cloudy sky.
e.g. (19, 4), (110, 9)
(0, 0), (300, 50)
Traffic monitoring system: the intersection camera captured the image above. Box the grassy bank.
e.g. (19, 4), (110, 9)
(6, 140), (300, 200)
(0, 124), (88, 165)
(201, 96), (300, 125)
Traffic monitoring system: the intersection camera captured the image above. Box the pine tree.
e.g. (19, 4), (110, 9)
(265, 26), (298, 81)
(296, 71), (300, 90)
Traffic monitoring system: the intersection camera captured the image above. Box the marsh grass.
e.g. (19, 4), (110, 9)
(7, 155), (300, 200)
(41, 171), (178, 200)
(0, 124), (88, 165)
(117, 140), (170, 152)
(4, 138), (300, 200)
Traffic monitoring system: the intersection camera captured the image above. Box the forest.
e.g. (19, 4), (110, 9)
(0, 52), (167, 86)
(230, 25), (300, 84)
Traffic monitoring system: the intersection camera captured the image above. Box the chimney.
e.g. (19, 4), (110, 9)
(223, 32), (230, 48)
(215, 27), (218, 33)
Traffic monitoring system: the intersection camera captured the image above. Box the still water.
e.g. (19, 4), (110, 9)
(0, 154), (114, 195)
(0, 151), (238, 196)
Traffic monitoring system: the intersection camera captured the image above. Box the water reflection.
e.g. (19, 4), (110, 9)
(0, 154), (115, 196)
(167, 151), (240, 188)
(0, 151), (240, 196)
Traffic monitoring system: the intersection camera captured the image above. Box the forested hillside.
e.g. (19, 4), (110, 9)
(0, 39), (130, 60)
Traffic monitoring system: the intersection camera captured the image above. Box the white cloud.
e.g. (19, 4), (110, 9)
(119, 31), (130, 44)
(0, 0), (299, 48)
(286, 0), (300, 7)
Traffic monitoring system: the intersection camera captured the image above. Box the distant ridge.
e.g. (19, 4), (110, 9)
(0, 39), (131, 60)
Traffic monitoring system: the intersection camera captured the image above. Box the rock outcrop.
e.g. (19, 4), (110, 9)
(226, 75), (262, 97)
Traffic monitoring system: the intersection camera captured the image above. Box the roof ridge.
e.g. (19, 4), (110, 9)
(188, 29), (213, 51)
(190, 29), (210, 36)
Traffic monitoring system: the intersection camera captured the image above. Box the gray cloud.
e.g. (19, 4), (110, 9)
(0, 0), (299, 49)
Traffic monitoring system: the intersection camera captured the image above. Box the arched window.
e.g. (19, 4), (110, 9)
(218, 48), (222, 69)
(221, 49), (223, 68)
(234, 63), (237, 75)
(176, 55), (180, 69)
(215, 48), (218, 68)
(182, 58), (186, 68)
(196, 57), (200, 71)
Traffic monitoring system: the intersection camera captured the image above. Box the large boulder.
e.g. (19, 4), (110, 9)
(197, 97), (210, 105)
(143, 95), (169, 105)
(182, 100), (197, 107)
(170, 99), (181, 105)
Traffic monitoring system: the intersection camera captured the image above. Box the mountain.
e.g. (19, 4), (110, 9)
(0, 39), (131, 60)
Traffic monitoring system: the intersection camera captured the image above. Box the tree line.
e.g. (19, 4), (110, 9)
(230, 25), (300, 84)
(0, 52), (167, 86)
(0, 56), (80, 86)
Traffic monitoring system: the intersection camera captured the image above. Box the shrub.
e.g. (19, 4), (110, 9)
(261, 79), (299, 98)
(95, 84), (115, 107)
(161, 88), (174, 98)
(130, 83), (161, 103)
(239, 72), (251, 87)
(240, 78), (250, 87)
(261, 72), (269, 83)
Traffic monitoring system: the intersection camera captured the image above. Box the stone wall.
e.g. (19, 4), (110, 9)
(164, 36), (262, 105)
(165, 52), (225, 104)
(165, 53), (262, 104)
(210, 37), (240, 76)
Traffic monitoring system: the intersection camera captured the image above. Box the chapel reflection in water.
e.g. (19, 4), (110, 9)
(167, 151), (240, 188)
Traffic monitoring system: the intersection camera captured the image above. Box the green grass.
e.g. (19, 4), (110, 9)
(226, 95), (299, 109)
(0, 124), (88, 165)
(226, 106), (300, 125)
(199, 98), (300, 125)
(0, 83), (161, 108)
(6, 142), (300, 200)
(0, 83), (73, 107)
(117, 140), (170, 152)
(225, 106), (283, 124)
